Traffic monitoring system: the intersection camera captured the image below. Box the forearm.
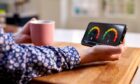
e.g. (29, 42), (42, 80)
(13, 31), (94, 64)
(0, 29), (80, 84)
(76, 47), (97, 64)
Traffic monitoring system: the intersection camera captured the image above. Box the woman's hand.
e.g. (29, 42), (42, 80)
(14, 18), (36, 43)
(80, 44), (125, 64)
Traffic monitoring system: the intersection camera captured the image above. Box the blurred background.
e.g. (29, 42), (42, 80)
(0, 0), (139, 33)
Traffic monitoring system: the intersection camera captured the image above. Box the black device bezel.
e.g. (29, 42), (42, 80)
(81, 22), (127, 47)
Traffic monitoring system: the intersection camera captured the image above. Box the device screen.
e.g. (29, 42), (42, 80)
(82, 22), (127, 46)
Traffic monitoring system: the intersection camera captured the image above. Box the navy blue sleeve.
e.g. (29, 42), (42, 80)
(0, 28), (80, 84)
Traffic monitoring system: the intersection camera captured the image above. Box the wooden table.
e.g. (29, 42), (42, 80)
(31, 42), (140, 84)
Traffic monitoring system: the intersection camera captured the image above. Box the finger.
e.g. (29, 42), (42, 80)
(21, 18), (37, 34)
(123, 39), (125, 44)
(21, 35), (32, 43)
(119, 44), (127, 53)
(109, 46), (122, 54)
(120, 38), (125, 44)
(98, 54), (121, 61)
(110, 54), (121, 61)
(94, 45), (122, 54)
(16, 34), (32, 43)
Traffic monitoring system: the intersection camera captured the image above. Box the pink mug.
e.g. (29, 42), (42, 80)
(30, 20), (55, 46)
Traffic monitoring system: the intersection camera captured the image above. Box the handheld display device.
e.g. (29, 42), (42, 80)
(81, 22), (127, 46)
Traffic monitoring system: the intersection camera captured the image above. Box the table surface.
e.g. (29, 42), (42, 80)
(31, 42), (140, 84)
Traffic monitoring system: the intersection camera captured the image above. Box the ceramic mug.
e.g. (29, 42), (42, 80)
(30, 20), (55, 46)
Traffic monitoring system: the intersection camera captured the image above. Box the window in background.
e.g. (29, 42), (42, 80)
(72, 0), (100, 17)
(72, 0), (135, 18)
(103, 0), (135, 17)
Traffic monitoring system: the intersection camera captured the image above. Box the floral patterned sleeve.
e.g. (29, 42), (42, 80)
(0, 28), (80, 84)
